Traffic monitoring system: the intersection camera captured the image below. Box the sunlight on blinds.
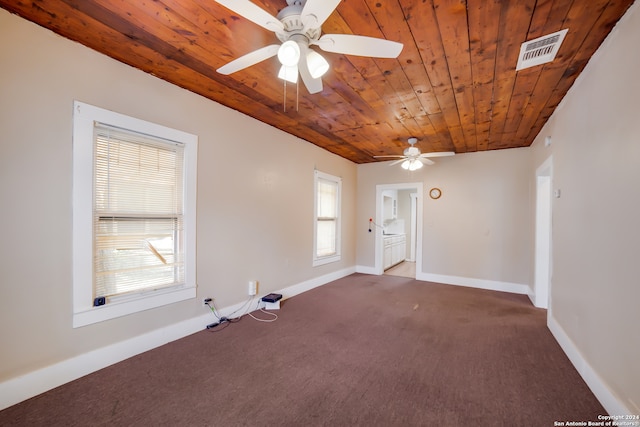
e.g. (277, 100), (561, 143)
(94, 123), (185, 298)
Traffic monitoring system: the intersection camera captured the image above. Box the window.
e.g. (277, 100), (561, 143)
(73, 101), (197, 327)
(313, 170), (341, 266)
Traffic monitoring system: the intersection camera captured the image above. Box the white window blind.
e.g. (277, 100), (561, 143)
(93, 123), (185, 299)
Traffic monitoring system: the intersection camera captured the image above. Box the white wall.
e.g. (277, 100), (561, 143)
(0, 8), (356, 402)
(357, 148), (532, 293)
(529, 0), (640, 414)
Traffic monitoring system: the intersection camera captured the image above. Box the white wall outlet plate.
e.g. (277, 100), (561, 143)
(248, 281), (258, 296)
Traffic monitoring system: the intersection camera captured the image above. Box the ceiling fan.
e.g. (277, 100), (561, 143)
(374, 137), (455, 171)
(213, 0), (404, 94)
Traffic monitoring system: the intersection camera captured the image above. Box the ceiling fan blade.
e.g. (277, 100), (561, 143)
(390, 158), (407, 166)
(213, 0), (284, 33)
(373, 155), (405, 159)
(298, 45), (323, 94)
(301, 0), (341, 29)
(417, 157), (435, 166)
(420, 151), (456, 158)
(315, 34), (403, 58)
(216, 44), (280, 75)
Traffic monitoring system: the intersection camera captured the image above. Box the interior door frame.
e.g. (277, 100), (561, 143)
(534, 156), (553, 309)
(409, 193), (417, 262)
(375, 182), (423, 276)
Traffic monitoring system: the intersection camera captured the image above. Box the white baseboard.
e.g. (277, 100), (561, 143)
(277, 266), (356, 300)
(547, 313), (633, 416)
(354, 268), (529, 296)
(417, 272), (529, 295)
(0, 312), (210, 411)
(355, 265), (377, 275)
(0, 266), (355, 411)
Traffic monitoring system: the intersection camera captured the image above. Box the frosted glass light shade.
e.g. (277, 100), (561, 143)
(277, 40), (300, 67)
(307, 51), (329, 78)
(401, 159), (423, 171)
(278, 65), (298, 83)
(410, 160), (423, 171)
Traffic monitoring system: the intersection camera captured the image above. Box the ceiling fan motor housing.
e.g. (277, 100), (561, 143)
(276, 3), (321, 43)
(404, 146), (420, 157)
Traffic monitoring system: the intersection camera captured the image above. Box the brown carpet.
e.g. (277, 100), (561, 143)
(0, 274), (605, 426)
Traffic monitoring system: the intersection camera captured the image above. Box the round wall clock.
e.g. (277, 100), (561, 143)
(429, 187), (442, 199)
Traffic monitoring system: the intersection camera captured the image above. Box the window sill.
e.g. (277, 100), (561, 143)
(73, 286), (195, 328)
(313, 255), (341, 267)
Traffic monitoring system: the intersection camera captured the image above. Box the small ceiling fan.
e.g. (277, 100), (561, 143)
(374, 137), (455, 171)
(213, 0), (403, 94)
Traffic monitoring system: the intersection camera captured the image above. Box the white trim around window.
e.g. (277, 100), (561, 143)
(313, 170), (342, 267)
(72, 101), (197, 328)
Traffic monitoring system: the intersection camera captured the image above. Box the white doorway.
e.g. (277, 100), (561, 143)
(409, 193), (417, 262)
(534, 157), (553, 309)
(375, 183), (423, 277)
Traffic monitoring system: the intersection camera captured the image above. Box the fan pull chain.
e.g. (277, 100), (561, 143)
(282, 77), (299, 113)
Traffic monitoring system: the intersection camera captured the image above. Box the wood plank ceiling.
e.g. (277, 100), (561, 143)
(1, 0), (634, 163)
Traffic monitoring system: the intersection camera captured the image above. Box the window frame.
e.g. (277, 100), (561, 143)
(72, 101), (197, 328)
(313, 170), (342, 266)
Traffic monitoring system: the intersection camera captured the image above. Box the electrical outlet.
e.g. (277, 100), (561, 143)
(202, 297), (212, 307)
(248, 281), (257, 296)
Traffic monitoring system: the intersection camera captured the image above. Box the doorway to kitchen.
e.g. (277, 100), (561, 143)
(375, 183), (423, 278)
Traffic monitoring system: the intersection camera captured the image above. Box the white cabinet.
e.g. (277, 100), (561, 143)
(383, 244), (393, 270)
(383, 195), (397, 221)
(382, 190), (398, 221)
(383, 234), (406, 270)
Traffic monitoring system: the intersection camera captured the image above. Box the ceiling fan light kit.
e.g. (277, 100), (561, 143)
(401, 159), (423, 171)
(213, 0), (404, 95)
